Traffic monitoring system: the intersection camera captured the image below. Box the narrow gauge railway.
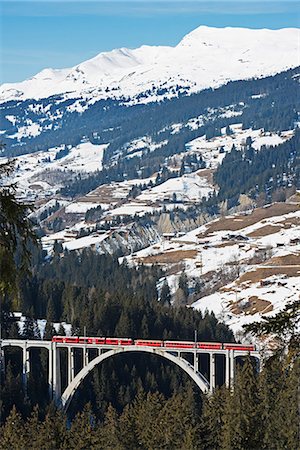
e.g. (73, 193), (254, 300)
(52, 336), (255, 351)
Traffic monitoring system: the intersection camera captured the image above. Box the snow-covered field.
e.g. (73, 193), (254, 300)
(0, 141), (107, 199)
(61, 168), (213, 218)
(54, 142), (107, 173)
(138, 171), (213, 203)
(192, 275), (299, 335)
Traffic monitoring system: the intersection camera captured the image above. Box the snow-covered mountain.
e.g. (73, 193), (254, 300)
(1, 26), (299, 103)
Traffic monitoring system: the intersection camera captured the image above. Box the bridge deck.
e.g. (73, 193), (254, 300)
(0, 339), (260, 358)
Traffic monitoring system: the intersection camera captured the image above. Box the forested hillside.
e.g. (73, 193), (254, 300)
(56, 67), (299, 197)
(1, 67), (298, 162)
(215, 127), (300, 206)
(1, 247), (233, 423)
(2, 246), (298, 450)
(1, 355), (298, 449)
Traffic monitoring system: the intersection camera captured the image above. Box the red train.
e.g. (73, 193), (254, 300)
(52, 336), (133, 346)
(52, 336), (255, 351)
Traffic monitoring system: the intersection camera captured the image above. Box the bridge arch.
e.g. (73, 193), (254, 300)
(61, 346), (210, 412)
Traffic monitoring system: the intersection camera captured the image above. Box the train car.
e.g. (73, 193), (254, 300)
(197, 342), (222, 350)
(52, 336), (64, 343)
(135, 339), (163, 347)
(164, 341), (195, 349)
(78, 337), (106, 345)
(78, 337), (90, 344)
(95, 337), (106, 345)
(105, 337), (133, 346)
(119, 338), (134, 346)
(52, 336), (79, 344)
(223, 343), (255, 351)
(105, 337), (120, 345)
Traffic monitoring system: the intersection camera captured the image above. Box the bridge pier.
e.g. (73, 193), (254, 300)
(230, 350), (235, 388)
(209, 353), (215, 392)
(48, 343), (53, 399)
(53, 343), (61, 404)
(193, 352), (199, 373)
(225, 352), (230, 388)
(83, 346), (89, 368)
(22, 346), (30, 394)
(67, 347), (75, 384)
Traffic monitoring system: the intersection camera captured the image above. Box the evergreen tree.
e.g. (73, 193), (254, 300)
(237, 358), (261, 449)
(226, 124), (233, 135)
(100, 404), (122, 450)
(118, 403), (137, 450)
(43, 321), (56, 339)
(67, 403), (99, 449)
(22, 316), (35, 339)
(201, 387), (226, 449)
(0, 159), (36, 297)
(133, 391), (165, 449)
(0, 406), (25, 450)
(23, 405), (41, 449)
(46, 297), (56, 323)
(244, 299), (300, 358)
(7, 321), (20, 339)
(178, 271), (189, 298)
(160, 281), (171, 306)
(53, 240), (63, 256)
(33, 319), (41, 339)
(38, 409), (67, 449)
(57, 323), (66, 336)
(278, 357), (299, 449)
(0, 361), (24, 419)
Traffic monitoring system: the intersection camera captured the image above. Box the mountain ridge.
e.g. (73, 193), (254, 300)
(1, 26), (299, 103)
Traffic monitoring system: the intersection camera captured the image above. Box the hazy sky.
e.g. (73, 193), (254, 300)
(1, 0), (299, 83)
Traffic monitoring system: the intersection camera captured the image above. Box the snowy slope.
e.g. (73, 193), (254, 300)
(0, 141), (107, 200)
(1, 27), (299, 103)
(186, 125), (294, 168)
(126, 201), (300, 335)
(138, 171), (213, 203)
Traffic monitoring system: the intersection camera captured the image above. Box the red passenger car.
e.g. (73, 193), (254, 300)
(78, 337), (106, 345)
(119, 338), (133, 346)
(78, 337), (90, 344)
(197, 342), (222, 350)
(164, 341), (195, 349)
(223, 343), (255, 351)
(52, 336), (80, 344)
(95, 337), (106, 345)
(105, 337), (133, 346)
(135, 339), (163, 347)
(105, 337), (119, 345)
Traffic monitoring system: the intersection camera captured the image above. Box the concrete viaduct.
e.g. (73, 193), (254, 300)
(0, 339), (260, 412)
